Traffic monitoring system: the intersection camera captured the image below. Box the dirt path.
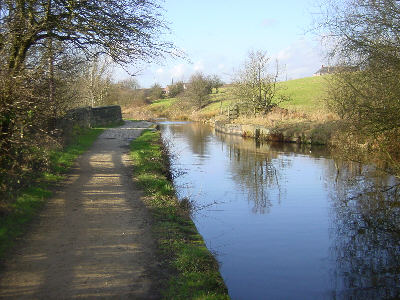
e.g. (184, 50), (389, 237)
(0, 121), (164, 299)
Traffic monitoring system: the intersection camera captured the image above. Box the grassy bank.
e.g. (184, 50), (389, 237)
(0, 126), (107, 259)
(124, 76), (331, 121)
(130, 130), (229, 300)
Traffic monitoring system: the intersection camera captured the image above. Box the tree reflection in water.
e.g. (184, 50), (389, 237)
(163, 122), (213, 157)
(227, 145), (281, 214)
(215, 133), (293, 214)
(160, 121), (400, 298)
(219, 134), (400, 296)
(328, 161), (400, 298)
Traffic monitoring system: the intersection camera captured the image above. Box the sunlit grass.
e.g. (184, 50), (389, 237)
(278, 75), (330, 112)
(149, 98), (178, 109)
(140, 76), (330, 121)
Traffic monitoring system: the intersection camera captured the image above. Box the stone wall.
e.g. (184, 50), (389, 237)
(64, 106), (92, 128)
(212, 121), (332, 145)
(54, 105), (122, 144)
(91, 105), (122, 127)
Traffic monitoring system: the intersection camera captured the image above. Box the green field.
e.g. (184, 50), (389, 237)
(142, 75), (329, 119)
(149, 97), (178, 109)
(278, 76), (329, 112)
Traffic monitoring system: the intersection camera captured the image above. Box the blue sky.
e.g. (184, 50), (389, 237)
(115, 0), (325, 87)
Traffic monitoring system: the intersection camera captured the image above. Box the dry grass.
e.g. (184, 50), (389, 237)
(232, 107), (338, 128)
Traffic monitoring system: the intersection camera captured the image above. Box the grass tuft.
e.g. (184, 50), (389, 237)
(130, 130), (229, 299)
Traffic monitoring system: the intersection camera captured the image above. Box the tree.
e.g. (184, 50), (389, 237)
(184, 73), (212, 110)
(0, 0), (173, 203)
(119, 78), (140, 90)
(0, 0), (173, 75)
(210, 75), (224, 93)
(233, 50), (289, 115)
(315, 0), (400, 175)
(314, 0), (400, 68)
(148, 83), (164, 101)
(168, 81), (185, 97)
(107, 81), (147, 107)
(85, 56), (113, 107)
(105, 78), (142, 106)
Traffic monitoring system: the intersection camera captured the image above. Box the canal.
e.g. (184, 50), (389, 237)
(159, 121), (400, 300)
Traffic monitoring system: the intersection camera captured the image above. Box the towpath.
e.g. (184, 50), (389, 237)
(0, 121), (163, 299)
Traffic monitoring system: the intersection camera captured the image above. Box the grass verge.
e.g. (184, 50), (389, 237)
(130, 130), (229, 300)
(0, 124), (118, 259)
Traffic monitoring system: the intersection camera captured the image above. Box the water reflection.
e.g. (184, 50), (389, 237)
(159, 121), (400, 299)
(328, 162), (400, 299)
(221, 138), (284, 214)
(215, 133), (332, 214)
(162, 122), (213, 158)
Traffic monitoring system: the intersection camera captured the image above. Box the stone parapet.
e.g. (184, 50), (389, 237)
(53, 105), (122, 144)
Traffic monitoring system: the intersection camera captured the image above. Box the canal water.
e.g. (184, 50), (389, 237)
(159, 121), (400, 300)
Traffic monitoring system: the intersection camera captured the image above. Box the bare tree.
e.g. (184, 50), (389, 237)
(233, 50), (289, 115)
(148, 83), (164, 101)
(119, 78), (140, 90)
(315, 0), (400, 175)
(210, 75), (224, 94)
(183, 73), (212, 110)
(86, 56), (113, 107)
(0, 0), (174, 75)
(0, 0), (174, 203)
(168, 81), (185, 97)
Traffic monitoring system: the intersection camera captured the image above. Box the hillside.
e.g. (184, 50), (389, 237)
(278, 76), (329, 112)
(124, 75), (331, 122)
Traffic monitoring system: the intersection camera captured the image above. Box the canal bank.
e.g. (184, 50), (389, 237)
(123, 97), (340, 146)
(211, 120), (339, 145)
(129, 129), (229, 299)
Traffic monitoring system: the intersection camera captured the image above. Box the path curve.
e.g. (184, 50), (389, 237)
(0, 121), (163, 299)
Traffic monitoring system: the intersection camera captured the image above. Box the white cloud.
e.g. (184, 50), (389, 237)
(193, 60), (204, 72)
(112, 37), (324, 88)
(276, 47), (293, 61)
(170, 64), (186, 79)
(273, 38), (324, 80)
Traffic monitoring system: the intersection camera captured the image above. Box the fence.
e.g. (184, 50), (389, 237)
(222, 104), (239, 121)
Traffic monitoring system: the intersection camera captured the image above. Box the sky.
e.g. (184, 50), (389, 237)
(115, 0), (326, 88)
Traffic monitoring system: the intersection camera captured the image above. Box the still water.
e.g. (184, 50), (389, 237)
(159, 121), (400, 300)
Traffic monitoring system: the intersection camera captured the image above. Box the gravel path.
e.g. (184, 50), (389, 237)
(0, 121), (163, 299)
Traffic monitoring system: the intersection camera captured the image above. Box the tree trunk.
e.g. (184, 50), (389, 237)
(48, 37), (56, 116)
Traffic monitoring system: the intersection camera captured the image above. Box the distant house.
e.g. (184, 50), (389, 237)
(314, 65), (359, 76)
(163, 82), (190, 96)
(314, 65), (337, 76)
(162, 86), (169, 95)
